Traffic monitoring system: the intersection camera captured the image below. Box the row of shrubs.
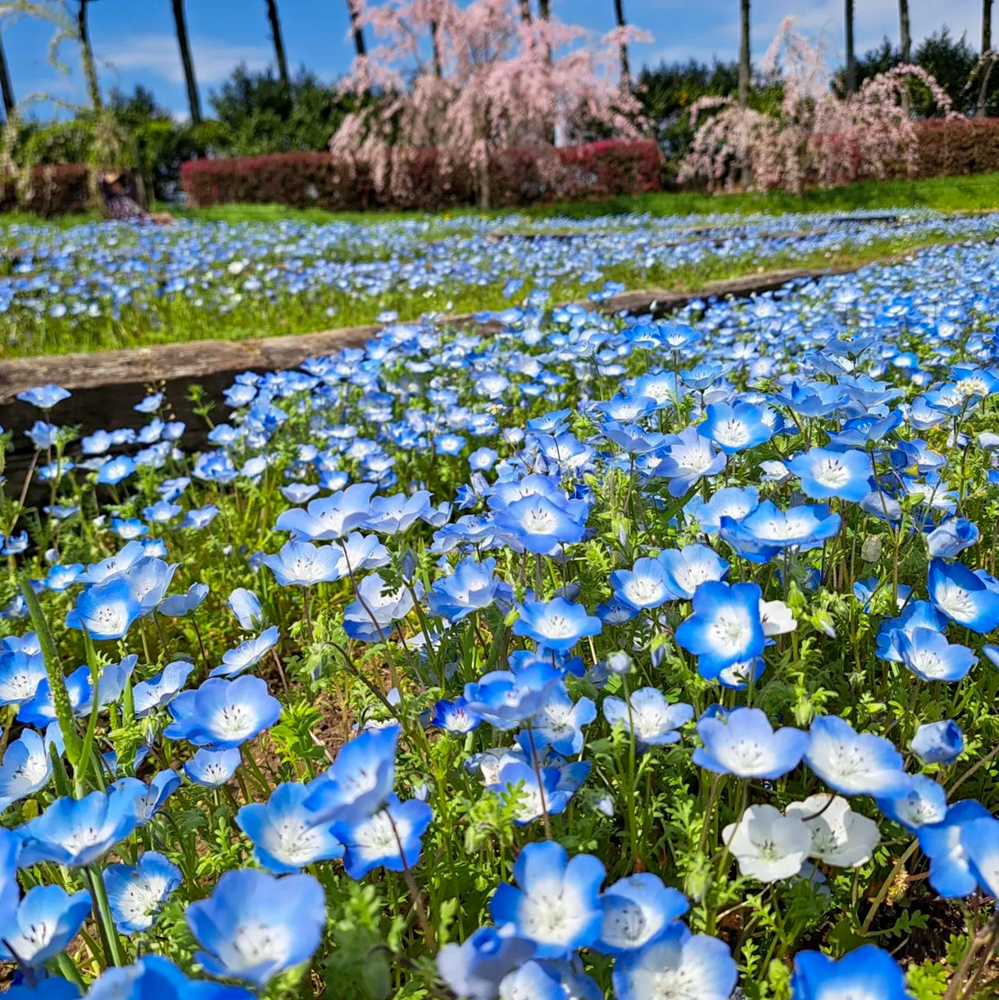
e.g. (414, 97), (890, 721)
(179, 140), (665, 211)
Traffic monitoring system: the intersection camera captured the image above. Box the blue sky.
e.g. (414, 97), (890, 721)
(0, 0), (985, 118)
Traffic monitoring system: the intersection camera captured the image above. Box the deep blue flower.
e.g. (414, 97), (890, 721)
(65, 577), (141, 640)
(0, 885), (91, 967)
(513, 597), (602, 654)
(675, 581), (764, 678)
(719, 501), (840, 563)
(104, 851), (181, 934)
(927, 558), (999, 633)
(330, 794), (432, 879)
(437, 926), (536, 1000)
(911, 720), (964, 764)
(786, 447), (873, 502)
(164, 676), (281, 750)
(918, 800), (994, 897)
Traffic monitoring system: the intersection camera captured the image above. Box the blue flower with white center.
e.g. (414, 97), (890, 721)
(183, 748), (241, 787)
(122, 770), (181, 826)
(111, 517), (147, 540)
(127, 557), (178, 616)
(303, 724), (400, 823)
(262, 540), (342, 587)
(16, 785), (142, 867)
(513, 597), (601, 654)
(274, 483), (378, 541)
(103, 851), (181, 934)
(342, 573), (416, 642)
(0, 648), (46, 707)
(719, 500), (841, 563)
(602, 688), (693, 748)
(497, 962), (574, 1000)
(962, 813), (999, 897)
(876, 600), (947, 662)
(463, 663), (562, 731)
(804, 715), (910, 798)
(675, 581), (764, 679)
(911, 720), (964, 764)
(487, 761), (562, 826)
(612, 923), (737, 1000)
(927, 558), (999, 633)
(180, 504), (219, 530)
(45, 563), (83, 593)
(186, 869), (326, 989)
(593, 873), (689, 954)
(133, 660), (194, 717)
(87, 955), (252, 1000)
(237, 782), (344, 873)
(685, 485), (760, 534)
(654, 426), (726, 497)
(876, 774), (948, 831)
(331, 794), (432, 879)
(492, 494), (587, 554)
(143, 499), (183, 524)
(0, 728), (53, 812)
(362, 490), (432, 534)
(65, 577), (141, 640)
(926, 517), (980, 558)
(227, 588), (263, 630)
(0, 885), (91, 967)
(658, 543), (729, 600)
(211, 626), (280, 678)
(695, 706), (808, 780)
(428, 557), (508, 622)
(896, 627), (976, 682)
(701, 401), (773, 453)
(158, 583), (209, 618)
(918, 800), (994, 897)
(469, 447), (498, 471)
(525, 682), (596, 756)
(437, 926), (536, 1000)
(791, 945), (912, 1000)
(431, 696), (481, 733)
(489, 841), (604, 959)
(786, 447), (873, 502)
(17, 664), (91, 726)
(17, 384), (70, 409)
(164, 676), (281, 750)
(610, 558), (670, 611)
(96, 455), (136, 486)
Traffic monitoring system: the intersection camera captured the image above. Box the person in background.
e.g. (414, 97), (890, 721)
(97, 170), (176, 225)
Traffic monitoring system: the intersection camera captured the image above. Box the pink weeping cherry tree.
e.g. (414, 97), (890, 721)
(679, 17), (958, 194)
(329, 0), (648, 208)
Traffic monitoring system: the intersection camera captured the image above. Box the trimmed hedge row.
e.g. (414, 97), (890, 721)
(1, 164), (91, 217)
(179, 140), (664, 211)
(909, 119), (999, 177)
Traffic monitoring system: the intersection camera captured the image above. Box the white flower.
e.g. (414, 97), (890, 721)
(722, 804), (811, 883)
(785, 794), (881, 867)
(760, 599), (796, 637)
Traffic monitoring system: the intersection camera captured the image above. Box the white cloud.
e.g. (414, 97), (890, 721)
(99, 34), (272, 86)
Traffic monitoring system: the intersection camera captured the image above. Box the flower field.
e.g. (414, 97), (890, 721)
(0, 218), (998, 999)
(4, 209), (999, 358)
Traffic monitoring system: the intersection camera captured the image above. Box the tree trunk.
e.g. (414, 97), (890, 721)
(614, 0), (631, 90)
(430, 20), (442, 77)
(266, 0), (290, 87)
(0, 28), (14, 118)
(979, 0), (994, 116)
(171, 0), (201, 124)
(538, 0), (552, 63)
(844, 0), (856, 96)
(738, 0), (750, 106)
(77, 0), (102, 112)
(899, 0), (911, 62)
(346, 0), (366, 58)
(518, 0), (532, 23)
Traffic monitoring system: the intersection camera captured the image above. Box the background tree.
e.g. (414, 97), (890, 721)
(76, 0), (100, 109)
(899, 0), (911, 62)
(979, 0), (993, 115)
(346, 0), (366, 56)
(171, 0), (201, 123)
(265, 0), (290, 88)
(844, 0), (856, 95)
(613, 0), (631, 90)
(738, 0), (750, 104)
(0, 25), (14, 116)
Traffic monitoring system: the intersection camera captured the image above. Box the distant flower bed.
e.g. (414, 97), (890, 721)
(0, 232), (998, 998)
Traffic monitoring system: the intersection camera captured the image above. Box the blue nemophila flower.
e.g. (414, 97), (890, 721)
(658, 543), (730, 600)
(911, 720), (964, 764)
(487, 758), (583, 825)
(685, 485), (760, 534)
(602, 688), (693, 748)
(927, 558), (999, 633)
(262, 540), (342, 587)
(0, 885), (91, 967)
(164, 676), (281, 750)
(513, 597), (601, 654)
(431, 696), (481, 733)
(330, 794), (432, 879)
(875, 600), (947, 662)
(463, 663), (562, 730)
(786, 447), (873, 502)
(675, 581), (764, 678)
(877, 774), (948, 831)
(490, 841), (604, 959)
(437, 925), (536, 1000)
(159, 583), (209, 618)
(700, 401), (773, 453)
(0, 647), (47, 707)
(16, 786), (141, 867)
(65, 577), (141, 640)
(962, 814), (999, 898)
(227, 588), (263, 630)
(86, 955), (252, 1000)
(926, 517), (980, 558)
(918, 800), (994, 897)
(274, 483), (378, 541)
(237, 782), (344, 873)
(719, 501), (840, 563)
(17, 384), (71, 409)
(526, 681), (596, 755)
(896, 627), (976, 682)
(45, 563), (84, 593)
(791, 944), (912, 1000)
(362, 490), (432, 534)
(492, 494), (587, 554)
(212, 626), (280, 678)
(498, 961), (590, 1000)
(128, 557), (178, 616)
(133, 660), (194, 717)
(96, 455), (136, 486)
(612, 923), (737, 1000)
(593, 872), (689, 954)
(695, 707), (808, 779)
(342, 573), (416, 642)
(184, 748), (241, 787)
(186, 869), (326, 988)
(804, 716), (909, 798)
(427, 557), (508, 621)
(610, 557), (670, 611)
(103, 851), (181, 934)
(126, 770), (181, 826)
(0, 728), (53, 811)
(654, 426), (726, 497)
(304, 724), (400, 823)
